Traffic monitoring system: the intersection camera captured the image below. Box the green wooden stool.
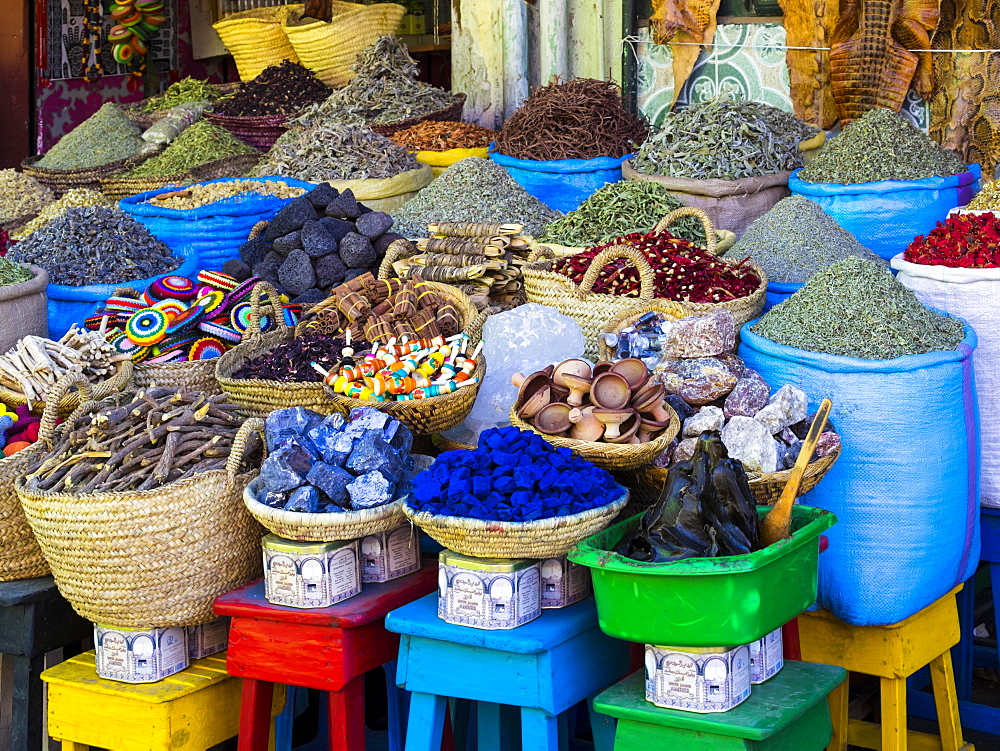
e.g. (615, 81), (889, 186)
(592, 660), (846, 750)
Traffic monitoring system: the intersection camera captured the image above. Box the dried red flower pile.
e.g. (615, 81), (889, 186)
(904, 212), (1000, 268)
(389, 120), (496, 151)
(0, 227), (12, 257)
(552, 231), (761, 303)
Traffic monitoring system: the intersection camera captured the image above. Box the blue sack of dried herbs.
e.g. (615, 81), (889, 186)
(410, 427), (622, 521)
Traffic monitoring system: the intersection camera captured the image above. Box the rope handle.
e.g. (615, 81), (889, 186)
(464, 309), (490, 344)
(247, 280), (285, 344)
(527, 246), (556, 264)
(654, 207), (719, 255)
(247, 220), (268, 241)
(578, 244), (656, 302)
(378, 239), (419, 280)
(226, 417), (266, 480)
(38, 370), (92, 446)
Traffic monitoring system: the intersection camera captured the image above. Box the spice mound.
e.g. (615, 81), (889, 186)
(552, 231), (760, 303)
(731, 196), (886, 283)
(292, 36), (459, 128)
(9, 206), (183, 286)
(213, 61), (330, 118)
(35, 103), (145, 171)
(752, 256), (965, 359)
(632, 97), (817, 180)
(799, 108), (966, 184)
(12, 189), (112, 241)
(904, 212), (1000, 268)
(141, 77), (227, 113)
(389, 120), (495, 152)
(144, 180), (306, 210)
(409, 426), (623, 520)
(390, 157), (562, 238)
(256, 405), (415, 513)
(965, 181), (1000, 210)
(126, 121), (257, 178)
(253, 124), (417, 182)
(0, 170), (54, 225)
(0, 258), (32, 287)
(539, 180), (705, 247)
(494, 78), (648, 161)
(23, 389), (260, 494)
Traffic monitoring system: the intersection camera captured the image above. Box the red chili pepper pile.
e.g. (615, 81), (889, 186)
(552, 231), (760, 303)
(0, 228), (11, 257)
(904, 212), (1000, 268)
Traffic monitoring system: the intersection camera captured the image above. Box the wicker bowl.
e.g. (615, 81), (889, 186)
(402, 489), (630, 559)
(0, 358), (134, 417)
(243, 476), (406, 542)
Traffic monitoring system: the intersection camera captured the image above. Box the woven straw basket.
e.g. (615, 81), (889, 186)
(283, 2), (407, 88)
(508, 403), (679, 471)
(205, 111), (291, 151)
(0, 375), (91, 582)
(17, 413), (266, 629)
(213, 5), (301, 81)
(133, 359), (222, 395)
(596, 301), (695, 362)
(370, 95), (468, 137)
(403, 489), (630, 559)
(0, 358), (133, 417)
(244, 476), (406, 542)
(99, 174), (192, 201)
(21, 152), (157, 197)
(188, 152), (263, 181)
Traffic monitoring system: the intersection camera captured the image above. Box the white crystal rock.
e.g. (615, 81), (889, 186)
(753, 384), (808, 435)
(683, 406), (725, 437)
(721, 416), (778, 473)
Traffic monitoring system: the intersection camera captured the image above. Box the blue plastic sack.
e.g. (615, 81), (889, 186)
(738, 320), (981, 626)
(46, 254), (201, 340)
(764, 281), (801, 312)
(489, 149), (630, 213)
(788, 164), (981, 260)
(120, 176), (316, 271)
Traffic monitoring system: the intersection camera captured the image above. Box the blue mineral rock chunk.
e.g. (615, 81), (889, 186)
(260, 445), (313, 492)
(284, 485), (320, 513)
(265, 406), (322, 450)
(346, 435), (404, 482)
(257, 487), (288, 508)
(346, 406), (389, 432)
(383, 418), (413, 454)
(347, 470), (396, 509)
(306, 462), (354, 505)
(306, 413), (347, 458)
(322, 503), (346, 514)
(318, 431), (355, 467)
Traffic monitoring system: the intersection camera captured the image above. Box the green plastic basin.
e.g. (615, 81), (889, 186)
(567, 505), (836, 647)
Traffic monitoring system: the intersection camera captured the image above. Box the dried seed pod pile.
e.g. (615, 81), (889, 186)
(213, 61), (331, 118)
(0, 170), (54, 225)
(35, 103), (145, 171)
(494, 78), (649, 161)
(125, 121), (257, 178)
(141, 77), (227, 113)
(389, 121), (496, 151)
(0, 327), (127, 407)
(12, 189), (113, 241)
(24, 389), (255, 494)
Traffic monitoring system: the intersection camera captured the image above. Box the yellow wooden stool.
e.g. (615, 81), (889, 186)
(41, 650), (285, 750)
(799, 585), (972, 751)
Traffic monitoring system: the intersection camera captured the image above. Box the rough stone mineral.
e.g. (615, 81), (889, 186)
(284, 484), (320, 513)
(673, 357), (739, 405)
(306, 462), (354, 506)
(724, 370), (771, 418)
(721, 416), (778, 473)
(683, 406), (725, 437)
(663, 311), (737, 359)
(815, 431), (841, 457)
(347, 470), (396, 509)
(346, 435), (404, 482)
(261, 444), (313, 492)
(674, 437), (698, 463)
(753, 384), (808, 434)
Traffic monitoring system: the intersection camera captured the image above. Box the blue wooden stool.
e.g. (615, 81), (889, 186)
(385, 594), (629, 751)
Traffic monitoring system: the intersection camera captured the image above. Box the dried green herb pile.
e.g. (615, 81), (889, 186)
(799, 108), (966, 184)
(632, 97), (817, 180)
(126, 121), (256, 178)
(213, 61), (330, 118)
(494, 78), (648, 160)
(253, 123), (417, 181)
(0, 258), (33, 286)
(141, 77), (225, 113)
(36, 103), (145, 170)
(292, 36), (458, 128)
(731, 197), (886, 283)
(539, 180), (705, 247)
(12, 189), (112, 240)
(390, 157), (562, 238)
(752, 256), (964, 359)
(0, 170), (54, 225)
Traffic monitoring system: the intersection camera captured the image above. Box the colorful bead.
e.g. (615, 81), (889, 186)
(147, 275), (197, 301)
(188, 336), (227, 360)
(196, 270), (238, 292)
(125, 308), (169, 345)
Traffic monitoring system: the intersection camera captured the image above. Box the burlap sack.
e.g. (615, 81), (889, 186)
(0, 265), (49, 353)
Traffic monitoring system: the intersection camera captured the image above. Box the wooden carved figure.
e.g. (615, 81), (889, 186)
(650, 0), (723, 106)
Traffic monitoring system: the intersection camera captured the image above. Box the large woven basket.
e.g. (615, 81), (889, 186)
(402, 489), (630, 559)
(596, 300), (695, 362)
(205, 111), (291, 151)
(0, 358), (133, 417)
(188, 151), (263, 181)
(244, 476), (406, 542)
(370, 95), (468, 137)
(0, 374), (90, 581)
(21, 152), (158, 197)
(509, 403), (679, 471)
(213, 5), (301, 81)
(133, 359), (222, 395)
(283, 2), (407, 88)
(99, 173), (192, 201)
(636, 445), (842, 506)
(16, 414), (266, 628)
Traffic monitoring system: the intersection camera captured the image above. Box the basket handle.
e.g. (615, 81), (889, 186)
(527, 246), (556, 264)
(247, 281), (286, 343)
(226, 417), (266, 480)
(654, 207), (719, 255)
(247, 220), (268, 241)
(464, 309), (490, 343)
(378, 239), (419, 280)
(578, 245), (656, 302)
(38, 370), (92, 447)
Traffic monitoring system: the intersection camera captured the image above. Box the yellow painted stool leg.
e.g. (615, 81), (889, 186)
(930, 651), (967, 751)
(827, 676), (849, 751)
(880, 677), (909, 751)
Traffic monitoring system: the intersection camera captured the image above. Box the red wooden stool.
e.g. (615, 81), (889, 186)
(214, 559), (436, 751)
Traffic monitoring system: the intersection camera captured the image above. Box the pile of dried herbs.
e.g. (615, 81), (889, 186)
(141, 77), (225, 112)
(253, 123), (417, 181)
(539, 180), (705, 247)
(0, 170), (54, 225)
(0, 258), (33, 287)
(291, 36), (458, 128)
(389, 120), (495, 151)
(752, 256), (965, 358)
(494, 78), (648, 160)
(799, 108), (966, 184)
(631, 96), (817, 180)
(36, 103), (145, 170)
(126, 121), (256, 177)
(213, 61), (330, 118)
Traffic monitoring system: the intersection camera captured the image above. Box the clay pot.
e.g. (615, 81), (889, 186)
(632, 384), (673, 423)
(534, 403), (572, 435)
(592, 407), (634, 440)
(512, 371), (552, 419)
(605, 410), (641, 444)
(550, 383), (571, 403)
(590, 372), (631, 410)
(637, 415), (671, 442)
(610, 358), (648, 391)
(560, 373), (593, 407)
(552, 359), (592, 386)
(592, 361), (614, 378)
(568, 406), (604, 442)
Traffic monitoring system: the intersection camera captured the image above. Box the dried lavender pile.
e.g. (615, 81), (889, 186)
(213, 61), (330, 118)
(390, 157), (561, 238)
(35, 103), (145, 170)
(9, 207), (183, 286)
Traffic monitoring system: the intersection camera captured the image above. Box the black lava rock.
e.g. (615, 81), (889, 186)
(292, 288), (328, 305)
(239, 236), (270, 267)
(305, 182), (339, 210)
(314, 253), (347, 289)
(373, 232), (405, 256)
(272, 230), (302, 256)
(223, 258), (252, 282)
(343, 267), (370, 283)
(339, 232), (376, 269)
(355, 211), (393, 239)
(300, 220), (338, 258)
(265, 198), (319, 241)
(319, 217), (354, 244)
(278, 249), (316, 296)
(324, 189), (361, 220)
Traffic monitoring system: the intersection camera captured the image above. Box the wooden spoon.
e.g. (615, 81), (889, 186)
(759, 398), (832, 548)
